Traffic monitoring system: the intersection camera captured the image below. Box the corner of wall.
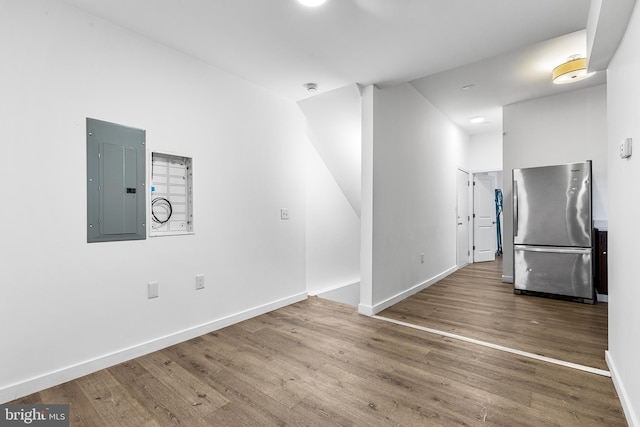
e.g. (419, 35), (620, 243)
(357, 304), (374, 316)
(606, 351), (639, 427)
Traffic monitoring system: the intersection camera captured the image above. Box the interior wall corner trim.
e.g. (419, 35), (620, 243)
(606, 350), (638, 427)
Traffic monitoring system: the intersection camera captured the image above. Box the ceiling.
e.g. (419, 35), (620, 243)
(410, 30), (606, 134)
(62, 0), (602, 134)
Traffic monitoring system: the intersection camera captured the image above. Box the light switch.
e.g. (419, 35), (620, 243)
(195, 274), (205, 290)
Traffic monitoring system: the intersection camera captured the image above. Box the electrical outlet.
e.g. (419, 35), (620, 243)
(420, 253), (425, 264)
(281, 208), (289, 220)
(620, 137), (632, 159)
(148, 281), (159, 299)
(195, 274), (205, 290)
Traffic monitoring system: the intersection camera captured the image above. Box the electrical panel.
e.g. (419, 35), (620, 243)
(87, 118), (146, 243)
(150, 152), (194, 236)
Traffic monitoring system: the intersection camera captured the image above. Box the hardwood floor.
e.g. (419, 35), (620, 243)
(379, 257), (609, 371)
(12, 265), (625, 426)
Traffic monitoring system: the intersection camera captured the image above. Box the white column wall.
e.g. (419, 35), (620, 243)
(606, 2), (640, 424)
(359, 85), (375, 313)
(365, 83), (469, 313)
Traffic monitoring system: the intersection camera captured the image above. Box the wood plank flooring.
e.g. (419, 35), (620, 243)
(379, 257), (610, 371)
(12, 287), (625, 426)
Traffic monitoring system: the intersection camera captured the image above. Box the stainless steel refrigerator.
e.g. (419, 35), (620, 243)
(512, 161), (594, 303)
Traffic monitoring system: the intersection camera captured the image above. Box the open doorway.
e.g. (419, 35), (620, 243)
(472, 171), (503, 263)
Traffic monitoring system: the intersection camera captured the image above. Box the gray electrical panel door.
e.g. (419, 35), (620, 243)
(87, 118), (146, 243)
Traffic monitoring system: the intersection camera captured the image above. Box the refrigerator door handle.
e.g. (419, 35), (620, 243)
(513, 181), (518, 237)
(515, 246), (592, 255)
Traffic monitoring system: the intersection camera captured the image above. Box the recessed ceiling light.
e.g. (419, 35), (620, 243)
(298, 0), (327, 7)
(470, 116), (485, 124)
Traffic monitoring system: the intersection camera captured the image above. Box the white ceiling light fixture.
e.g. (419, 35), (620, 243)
(470, 116), (486, 124)
(297, 0), (328, 7)
(552, 54), (595, 84)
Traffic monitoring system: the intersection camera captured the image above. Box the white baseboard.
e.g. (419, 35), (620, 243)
(456, 262), (469, 271)
(0, 292), (307, 404)
(358, 266), (457, 316)
(606, 350), (638, 427)
(502, 274), (514, 283)
(358, 303), (374, 316)
(308, 280), (360, 297)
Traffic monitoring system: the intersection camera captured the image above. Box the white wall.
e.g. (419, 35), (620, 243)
(298, 84), (362, 216)
(360, 84), (469, 314)
(502, 84), (608, 282)
(0, 0), (307, 401)
(299, 85), (361, 300)
(469, 131), (503, 172)
(360, 85), (375, 312)
(305, 141), (360, 296)
(606, 2), (640, 424)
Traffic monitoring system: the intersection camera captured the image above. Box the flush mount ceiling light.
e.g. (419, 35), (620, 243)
(303, 82), (318, 92)
(297, 0), (327, 6)
(552, 55), (595, 84)
(470, 116), (486, 124)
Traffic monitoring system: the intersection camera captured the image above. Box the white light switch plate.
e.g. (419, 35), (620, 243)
(195, 274), (205, 290)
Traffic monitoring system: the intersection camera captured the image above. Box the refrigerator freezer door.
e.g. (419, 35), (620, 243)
(514, 246), (593, 299)
(513, 162), (591, 247)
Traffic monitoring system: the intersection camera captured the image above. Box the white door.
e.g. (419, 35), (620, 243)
(456, 169), (470, 267)
(474, 175), (496, 262)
